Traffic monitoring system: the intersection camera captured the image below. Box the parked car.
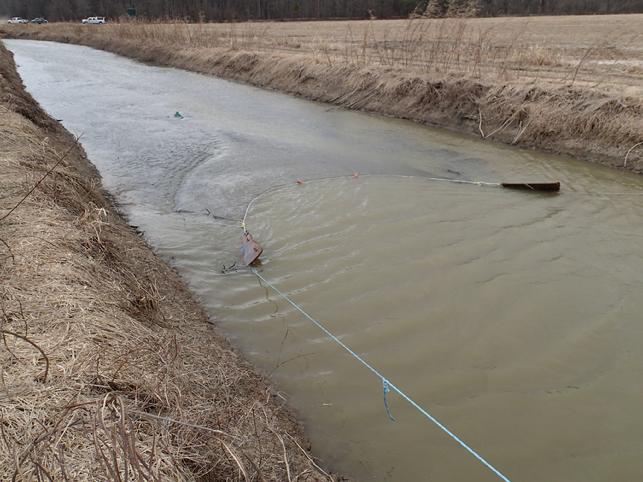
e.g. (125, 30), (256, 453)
(82, 16), (106, 24)
(8, 17), (28, 24)
(31, 18), (48, 24)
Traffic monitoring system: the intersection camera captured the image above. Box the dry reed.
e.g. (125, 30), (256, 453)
(14, 16), (639, 93)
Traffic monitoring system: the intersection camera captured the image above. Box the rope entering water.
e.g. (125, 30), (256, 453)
(251, 268), (512, 482)
(238, 173), (570, 481)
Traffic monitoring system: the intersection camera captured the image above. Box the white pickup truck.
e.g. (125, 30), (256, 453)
(8, 17), (29, 24)
(82, 16), (106, 24)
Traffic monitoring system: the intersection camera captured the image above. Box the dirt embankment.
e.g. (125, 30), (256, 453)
(0, 43), (334, 481)
(1, 21), (642, 172)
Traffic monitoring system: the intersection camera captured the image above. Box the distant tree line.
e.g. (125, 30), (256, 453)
(1, 0), (641, 22)
(423, 0), (643, 17)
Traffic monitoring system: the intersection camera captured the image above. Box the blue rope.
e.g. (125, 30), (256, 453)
(252, 268), (512, 482)
(382, 378), (396, 422)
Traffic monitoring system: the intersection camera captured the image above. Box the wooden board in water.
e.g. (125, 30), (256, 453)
(501, 182), (560, 192)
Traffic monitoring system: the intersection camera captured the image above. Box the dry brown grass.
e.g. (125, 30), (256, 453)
(0, 44), (334, 481)
(21, 15), (641, 95)
(1, 15), (641, 170)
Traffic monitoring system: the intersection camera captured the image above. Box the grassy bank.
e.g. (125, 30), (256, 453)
(0, 43), (333, 481)
(1, 15), (642, 171)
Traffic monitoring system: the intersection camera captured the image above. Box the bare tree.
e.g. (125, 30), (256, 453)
(425, 0), (448, 17)
(446, 0), (468, 17)
(467, 0), (483, 16)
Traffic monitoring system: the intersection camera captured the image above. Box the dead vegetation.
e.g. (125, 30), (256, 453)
(1, 14), (641, 170)
(0, 43), (334, 481)
(8, 15), (640, 94)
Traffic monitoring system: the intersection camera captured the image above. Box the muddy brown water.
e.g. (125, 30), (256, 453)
(6, 39), (643, 482)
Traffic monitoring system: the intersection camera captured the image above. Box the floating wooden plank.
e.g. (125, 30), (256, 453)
(501, 182), (560, 192)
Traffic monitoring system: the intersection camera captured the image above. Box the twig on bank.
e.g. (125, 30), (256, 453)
(0, 238), (15, 264)
(0, 139), (79, 224)
(220, 440), (250, 482)
(0, 325), (20, 364)
(267, 426), (292, 482)
(478, 107), (485, 138)
(12, 235), (59, 248)
(484, 114), (515, 139)
(1, 329), (49, 382)
(10, 393), (82, 481)
(568, 40), (597, 88)
(31, 458), (54, 481)
(0, 298), (28, 340)
(285, 433), (334, 482)
(241, 448), (267, 482)
(128, 410), (235, 437)
(512, 119), (533, 144)
(624, 141), (643, 168)
(56, 445), (70, 482)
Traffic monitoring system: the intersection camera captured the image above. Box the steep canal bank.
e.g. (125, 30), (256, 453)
(0, 41), (332, 481)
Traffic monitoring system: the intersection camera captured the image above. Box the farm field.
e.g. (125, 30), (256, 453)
(152, 14), (643, 96)
(8, 14), (643, 95)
